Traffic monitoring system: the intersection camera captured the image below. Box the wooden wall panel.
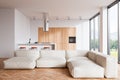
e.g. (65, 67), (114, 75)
(44, 31), (49, 42)
(68, 28), (76, 36)
(38, 28), (45, 42)
(54, 28), (63, 50)
(67, 28), (76, 50)
(48, 28), (55, 42)
(54, 28), (63, 43)
(38, 27), (76, 50)
(68, 44), (76, 50)
(56, 43), (63, 50)
(62, 28), (69, 43)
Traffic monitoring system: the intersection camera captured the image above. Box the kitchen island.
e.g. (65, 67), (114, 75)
(18, 42), (55, 50)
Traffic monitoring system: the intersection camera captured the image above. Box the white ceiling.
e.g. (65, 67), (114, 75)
(0, 0), (115, 20)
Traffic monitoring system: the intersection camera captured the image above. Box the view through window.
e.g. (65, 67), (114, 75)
(94, 16), (99, 51)
(90, 0), (120, 63)
(90, 20), (94, 51)
(90, 15), (100, 51)
(108, 4), (118, 58)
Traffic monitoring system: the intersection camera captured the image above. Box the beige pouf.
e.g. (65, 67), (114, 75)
(4, 57), (36, 69)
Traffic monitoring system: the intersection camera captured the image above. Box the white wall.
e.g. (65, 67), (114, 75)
(15, 9), (30, 49)
(76, 21), (89, 50)
(30, 20), (41, 43)
(30, 19), (89, 50)
(0, 9), (15, 58)
(0, 9), (30, 58)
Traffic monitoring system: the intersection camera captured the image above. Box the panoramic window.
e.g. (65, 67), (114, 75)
(89, 0), (120, 63)
(94, 16), (99, 51)
(90, 19), (94, 51)
(108, 4), (118, 58)
(90, 14), (100, 51)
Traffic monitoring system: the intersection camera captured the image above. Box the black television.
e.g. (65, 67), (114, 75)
(69, 37), (76, 43)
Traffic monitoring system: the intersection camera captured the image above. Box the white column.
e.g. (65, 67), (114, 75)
(99, 7), (108, 54)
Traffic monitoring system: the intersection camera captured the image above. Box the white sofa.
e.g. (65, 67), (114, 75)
(95, 52), (118, 78)
(15, 50), (40, 60)
(66, 50), (104, 78)
(4, 57), (36, 69)
(4, 50), (40, 69)
(66, 50), (118, 78)
(37, 50), (66, 67)
(3, 50), (118, 78)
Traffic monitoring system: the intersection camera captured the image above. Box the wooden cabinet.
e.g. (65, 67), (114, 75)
(48, 28), (55, 42)
(38, 27), (76, 50)
(38, 28), (45, 42)
(54, 28), (63, 43)
(68, 28), (76, 36)
(56, 43), (63, 50)
(44, 31), (49, 42)
(62, 28), (68, 43)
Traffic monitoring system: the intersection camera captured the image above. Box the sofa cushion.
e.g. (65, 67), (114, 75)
(96, 53), (118, 78)
(40, 50), (65, 58)
(66, 50), (88, 60)
(67, 57), (89, 62)
(67, 60), (104, 78)
(37, 57), (66, 67)
(87, 51), (97, 62)
(15, 50), (40, 60)
(4, 57), (36, 69)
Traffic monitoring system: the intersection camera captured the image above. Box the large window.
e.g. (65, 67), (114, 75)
(94, 16), (99, 51)
(89, 0), (120, 63)
(90, 14), (100, 51)
(90, 20), (94, 51)
(107, 0), (120, 63)
(108, 4), (118, 58)
(119, 2), (120, 63)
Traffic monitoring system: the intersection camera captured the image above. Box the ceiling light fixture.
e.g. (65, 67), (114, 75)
(43, 13), (49, 32)
(67, 16), (70, 20)
(79, 16), (82, 20)
(55, 16), (59, 20)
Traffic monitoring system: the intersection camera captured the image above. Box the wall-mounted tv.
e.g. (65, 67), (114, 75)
(69, 37), (76, 43)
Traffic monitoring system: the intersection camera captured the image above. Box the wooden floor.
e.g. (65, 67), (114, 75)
(0, 59), (119, 80)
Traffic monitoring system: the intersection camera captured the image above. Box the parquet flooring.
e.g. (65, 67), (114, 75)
(0, 58), (119, 80)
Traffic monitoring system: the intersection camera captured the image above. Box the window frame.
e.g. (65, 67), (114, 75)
(89, 13), (100, 51)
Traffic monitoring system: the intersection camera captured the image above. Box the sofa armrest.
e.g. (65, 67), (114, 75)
(96, 54), (118, 78)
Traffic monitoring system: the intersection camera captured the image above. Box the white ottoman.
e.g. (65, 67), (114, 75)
(4, 57), (36, 69)
(67, 60), (104, 78)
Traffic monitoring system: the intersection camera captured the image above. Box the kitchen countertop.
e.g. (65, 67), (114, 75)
(18, 42), (55, 46)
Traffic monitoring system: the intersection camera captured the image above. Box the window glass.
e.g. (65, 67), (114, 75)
(90, 20), (94, 51)
(90, 15), (100, 51)
(94, 16), (99, 51)
(108, 4), (118, 58)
